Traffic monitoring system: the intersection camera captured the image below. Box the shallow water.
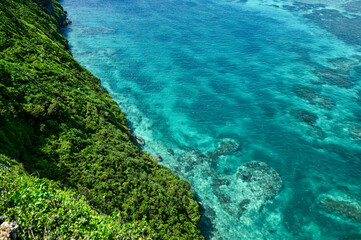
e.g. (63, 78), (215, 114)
(61, 0), (361, 238)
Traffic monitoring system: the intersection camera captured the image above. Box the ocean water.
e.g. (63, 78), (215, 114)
(60, 0), (361, 239)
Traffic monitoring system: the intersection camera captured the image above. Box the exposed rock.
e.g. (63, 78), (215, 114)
(45, 2), (69, 29)
(0, 222), (19, 240)
(236, 161), (282, 201)
(208, 138), (239, 159)
(154, 155), (162, 162)
(133, 135), (145, 146)
(290, 109), (318, 126)
(0, 217), (6, 225)
(0, 226), (10, 240)
(320, 197), (361, 222)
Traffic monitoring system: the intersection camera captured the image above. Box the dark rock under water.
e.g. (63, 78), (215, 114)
(320, 197), (361, 222)
(208, 139), (240, 160)
(291, 109), (318, 126)
(293, 84), (335, 110)
(236, 161), (282, 201)
(314, 67), (354, 89)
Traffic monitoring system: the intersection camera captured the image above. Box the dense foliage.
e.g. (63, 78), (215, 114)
(0, 155), (155, 239)
(0, 0), (203, 238)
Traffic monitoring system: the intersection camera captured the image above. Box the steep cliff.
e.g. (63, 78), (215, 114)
(0, 0), (203, 238)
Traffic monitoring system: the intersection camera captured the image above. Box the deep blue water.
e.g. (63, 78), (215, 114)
(61, 0), (361, 238)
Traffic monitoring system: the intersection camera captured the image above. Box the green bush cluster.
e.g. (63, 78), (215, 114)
(0, 0), (203, 238)
(0, 154), (155, 239)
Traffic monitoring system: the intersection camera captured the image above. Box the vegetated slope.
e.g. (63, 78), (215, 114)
(0, 154), (155, 239)
(0, 0), (203, 238)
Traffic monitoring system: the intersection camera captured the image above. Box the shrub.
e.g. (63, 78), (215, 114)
(0, 0), (203, 238)
(0, 155), (155, 239)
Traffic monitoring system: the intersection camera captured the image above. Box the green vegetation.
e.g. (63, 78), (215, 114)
(0, 0), (203, 238)
(0, 155), (155, 239)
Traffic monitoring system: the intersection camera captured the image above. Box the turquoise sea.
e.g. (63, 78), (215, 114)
(60, 0), (361, 238)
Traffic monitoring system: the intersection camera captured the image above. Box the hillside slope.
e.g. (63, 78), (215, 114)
(0, 154), (155, 239)
(0, 0), (203, 238)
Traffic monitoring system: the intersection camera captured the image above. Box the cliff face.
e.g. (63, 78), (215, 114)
(32, 0), (68, 28)
(0, 0), (203, 238)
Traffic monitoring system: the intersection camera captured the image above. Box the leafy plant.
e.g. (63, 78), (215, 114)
(0, 0), (203, 238)
(0, 154), (155, 239)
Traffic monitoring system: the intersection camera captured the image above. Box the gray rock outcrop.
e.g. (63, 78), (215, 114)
(0, 222), (19, 240)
